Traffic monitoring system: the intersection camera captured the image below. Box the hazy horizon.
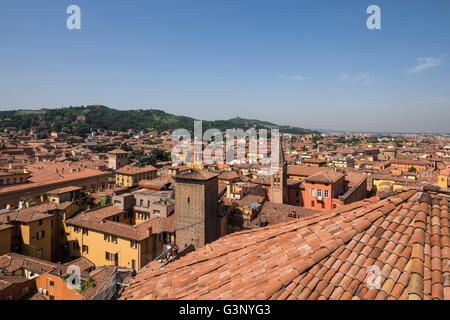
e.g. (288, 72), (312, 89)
(1, 1), (449, 133)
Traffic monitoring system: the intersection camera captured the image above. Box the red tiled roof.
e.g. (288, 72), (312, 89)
(65, 210), (174, 241)
(287, 165), (332, 177)
(116, 165), (157, 175)
(0, 202), (59, 224)
(108, 149), (129, 155)
(120, 190), (449, 300)
(46, 186), (82, 195)
(0, 253), (60, 275)
(218, 171), (240, 181)
(305, 170), (344, 184)
(175, 169), (218, 181)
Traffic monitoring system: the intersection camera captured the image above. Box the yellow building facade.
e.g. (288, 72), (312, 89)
(65, 219), (165, 271)
(115, 165), (157, 187)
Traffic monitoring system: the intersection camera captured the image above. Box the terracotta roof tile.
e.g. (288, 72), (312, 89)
(119, 190), (449, 300)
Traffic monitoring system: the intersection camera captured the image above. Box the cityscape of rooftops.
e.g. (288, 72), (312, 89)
(0, 0), (449, 311)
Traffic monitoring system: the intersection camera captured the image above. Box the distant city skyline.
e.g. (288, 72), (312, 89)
(1, 0), (449, 133)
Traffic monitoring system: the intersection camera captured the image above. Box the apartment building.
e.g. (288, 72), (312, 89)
(115, 165), (157, 187)
(0, 201), (81, 262)
(390, 159), (431, 173)
(0, 163), (110, 209)
(0, 170), (30, 186)
(64, 206), (173, 271)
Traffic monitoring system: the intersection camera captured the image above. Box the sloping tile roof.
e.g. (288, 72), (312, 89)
(218, 171), (240, 181)
(287, 165), (331, 177)
(305, 170), (344, 184)
(175, 169), (218, 181)
(120, 190), (449, 300)
(0, 253), (60, 275)
(0, 202), (57, 224)
(65, 210), (174, 241)
(116, 165), (157, 175)
(46, 186), (82, 195)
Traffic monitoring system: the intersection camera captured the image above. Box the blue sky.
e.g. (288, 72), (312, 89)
(0, 0), (449, 133)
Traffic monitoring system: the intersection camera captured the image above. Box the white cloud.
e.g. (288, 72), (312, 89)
(409, 56), (444, 74)
(290, 75), (303, 80)
(353, 73), (371, 87)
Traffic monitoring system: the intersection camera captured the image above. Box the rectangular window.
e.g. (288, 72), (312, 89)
(39, 219), (43, 226)
(82, 245), (88, 254)
(139, 199), (144, 206)
(104, 234), (110, 242)
(74, 226), (79, 233)
(324, 190), (329, 198)
(49, 281), (54, 287)
(317, 189), (322, 197)
(130, 240), (137, 249)
(82, 228), (88, 236)
(105, 252), (110, 260)
(153, 210), (160, 216)
(112, 236), (118, 244)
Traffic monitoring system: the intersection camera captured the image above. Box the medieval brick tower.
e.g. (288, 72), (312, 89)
(174, 169), (219, 249)
(271, 137), (288, 204)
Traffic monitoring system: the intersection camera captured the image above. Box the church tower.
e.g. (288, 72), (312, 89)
(271, 137), (287, 204)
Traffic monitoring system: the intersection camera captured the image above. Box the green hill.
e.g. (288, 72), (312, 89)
(0, 105), (317, 136)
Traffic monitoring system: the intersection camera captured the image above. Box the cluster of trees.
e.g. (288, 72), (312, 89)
(0, 105), (316, 137)
(128, 148), (171, 167)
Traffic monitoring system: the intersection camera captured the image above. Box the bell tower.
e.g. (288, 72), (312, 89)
(271, 137), (287, 204)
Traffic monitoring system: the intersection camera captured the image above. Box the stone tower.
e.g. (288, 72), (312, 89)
(271, 137), (287, 204)
(174, 169), (219, 249)
(108, 149), (129, 170)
